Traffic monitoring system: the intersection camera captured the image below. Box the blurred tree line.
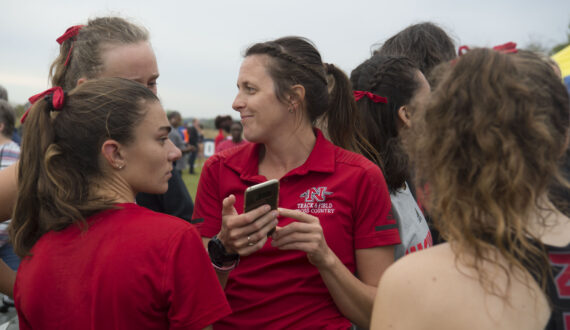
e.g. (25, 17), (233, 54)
(525, 22), (570, 55)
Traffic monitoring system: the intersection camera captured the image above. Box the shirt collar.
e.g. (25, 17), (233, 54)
(224, 128), (336, 183)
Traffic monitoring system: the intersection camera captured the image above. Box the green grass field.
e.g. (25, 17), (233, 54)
(181, 157), (204, 199)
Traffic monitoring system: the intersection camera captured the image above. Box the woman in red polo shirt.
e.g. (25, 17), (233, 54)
(193, 36), (401, 329)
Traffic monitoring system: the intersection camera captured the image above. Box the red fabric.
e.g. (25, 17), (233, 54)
(492, 42), (518, 54)
(192, 129), (400, 329)
(21, 87), (65, 124)
(15, 203), (231, 330)
(458, 42), (517, 56)
(56, 25), (84, 66)
(215, 139), (249, 154)
(214, 129), (225, 146)
(56, 25), (84, 44)
(354, 90), (388, 103)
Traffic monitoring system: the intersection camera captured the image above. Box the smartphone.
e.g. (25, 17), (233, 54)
(244, 179), (279, 236)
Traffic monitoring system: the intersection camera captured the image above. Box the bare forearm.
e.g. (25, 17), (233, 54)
(318, 253), (377, 328)
(0, 260), (16, 298)
(0, 163), (18, 221)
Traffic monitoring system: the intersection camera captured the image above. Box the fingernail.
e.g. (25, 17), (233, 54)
(264, 205), (271, 212)
(272, 211), (278, 218)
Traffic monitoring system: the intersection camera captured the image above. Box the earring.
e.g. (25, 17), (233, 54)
(288, 107), (293, 113)
(115, 163), (124, 170)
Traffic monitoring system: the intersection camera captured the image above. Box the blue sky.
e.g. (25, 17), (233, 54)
(2, 0), (569, 119)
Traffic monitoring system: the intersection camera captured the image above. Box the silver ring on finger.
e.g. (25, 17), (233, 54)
(247, 236), (254, 246)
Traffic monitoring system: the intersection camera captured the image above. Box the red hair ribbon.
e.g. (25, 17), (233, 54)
(354, 91), (388, 104)
(56, 25), (84, 44)
(20, 87), (65, 124)
(56, 25), (84, 66)
(458, 42), (517, 56)
(492, 42), (518, 54)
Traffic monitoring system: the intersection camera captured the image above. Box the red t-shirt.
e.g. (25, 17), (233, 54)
(15, 203), (231, 330)
(214, 129), (225, 146)
(215, 139), (249, 154)
(192, 130), (400, 329)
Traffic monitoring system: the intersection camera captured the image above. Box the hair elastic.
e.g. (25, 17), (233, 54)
(56, 25), (84, 66)
(21, 87), (65, 124)
(354, 90), (388, 104)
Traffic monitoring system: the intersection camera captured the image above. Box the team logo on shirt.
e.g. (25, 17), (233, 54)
(300, 187), (332, 202)
(297, 187), (335, 214)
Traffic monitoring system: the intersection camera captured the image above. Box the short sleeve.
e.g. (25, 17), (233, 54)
(163, 226), (230, 329)
(353, 165), (401, 249)
(192, 156), (224, 237)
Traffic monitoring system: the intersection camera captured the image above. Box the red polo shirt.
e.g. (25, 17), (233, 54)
(193, 129), (400, 329)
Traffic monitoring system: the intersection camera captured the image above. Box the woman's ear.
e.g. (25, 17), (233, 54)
(289, 84), (306, 111)
(398, 105), (412, 128)
(101, 140), (126, 170)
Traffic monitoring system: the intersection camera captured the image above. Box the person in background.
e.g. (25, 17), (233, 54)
(350, 55), (432, 259)
(187, 118), (201, 174)
(0, 86), (7, 102)
(11, 77), (230, 329)
(214, 115), (233, 146)
(193, 36), (399, 329)
(167, 111), (193, 174)
(373, 21), (456, 84)
(371, 48), (570, 330)
(215, 121), (249, 153)
(0, 100), (20, 305)
(0, 85), (20, 146)
(0, 101), (19, 171)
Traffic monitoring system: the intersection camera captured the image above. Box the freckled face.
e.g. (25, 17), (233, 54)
(99, 42), (160, 94)
(120, 101), (181, 194)
(232, 55), (290, 143)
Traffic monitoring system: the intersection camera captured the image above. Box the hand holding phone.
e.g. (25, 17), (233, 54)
(244, 179), (279, 236)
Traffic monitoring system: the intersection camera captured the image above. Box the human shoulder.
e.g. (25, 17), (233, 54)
(115, 203), (195, 234)
(332, 144), (381, 174)
(372, 244), (460, 329)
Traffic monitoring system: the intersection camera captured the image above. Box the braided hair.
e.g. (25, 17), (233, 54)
(244, 36), (379, 161)
(351, 55), (421, 192)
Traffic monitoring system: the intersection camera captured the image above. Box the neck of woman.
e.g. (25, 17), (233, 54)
(258, 123), (316, 180)
(90, 175), (137, 205)
(0, 134), (12, 146)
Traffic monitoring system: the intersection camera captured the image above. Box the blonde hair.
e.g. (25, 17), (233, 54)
(49, 17), (149, 91)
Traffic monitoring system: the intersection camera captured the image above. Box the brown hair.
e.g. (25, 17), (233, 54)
(351, 55), (421, 192)
(405, 48), (570, 296)
(49, 17), (149, 91)
(244, 36), (379, 162)
(11, 77), (158, 257)
(374, 22), (456, 81)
